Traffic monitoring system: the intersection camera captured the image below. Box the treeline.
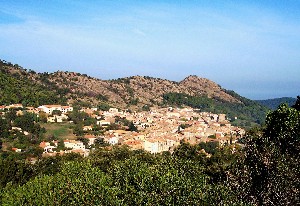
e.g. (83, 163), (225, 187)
(0, 98), (299, 205)
(163, 92), (269, 126)
(255, 97), (297, 110)
(0, 143), (243, 205)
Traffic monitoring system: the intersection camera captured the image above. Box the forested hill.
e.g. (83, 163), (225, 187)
(256, 97), (297, 110)
(0, 61), (67, 106)
(0, 59), (269, 125)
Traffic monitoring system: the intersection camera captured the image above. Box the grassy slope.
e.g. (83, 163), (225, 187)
(41, 123), (76, 140)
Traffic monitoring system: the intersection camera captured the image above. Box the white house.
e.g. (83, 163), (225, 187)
(97, 120), (111, 127)
(43, 145), (56, 153)
(108, 136), (119, 145)
(61, 106), (73, 113)
(64, 140), (85, 149)
(38, 105), (61, 114)
(109, 108), (119, 114)
(38, 105), (73, 114)
(47, 114), (68, 123)
(84, 135), (97, 146)
(144, 138), (169, 154)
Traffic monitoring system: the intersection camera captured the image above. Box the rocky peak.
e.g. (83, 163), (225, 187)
(180, 75), (240, 103)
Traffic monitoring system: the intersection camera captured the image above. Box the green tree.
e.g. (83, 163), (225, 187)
(173, 141), (206, 163)
(24, 146), (43, 158)
(14, 112), (36, 133)
(73, 123), (84, 136)
(0, 118), (9, 138)
(52, 110), (62, 116)
(83, 117), (96, 126)
(68, 109), (89, 124)
(128, 122), (138, 132)
(229, 104), (300, 205)
(292, 95), (300, 111)
(94, 137), (109, 148)
(38, 111), (48, 123)
(0, 159), (34, 188)
(199, 141), (219, 155)
(142, 104), (151, 111)
(97, 103), (111, 111)
(76, 137), (89, 148)
(264, 104), (300, 155)
(56, 139), (66, 151)
(1, 161), (116, 205)
(4, 110), (16, 123)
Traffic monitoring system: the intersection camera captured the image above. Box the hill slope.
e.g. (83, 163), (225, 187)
(256, 97), (297, 110)
(0, 62), (67, 106)
(0, 59), (269, 125)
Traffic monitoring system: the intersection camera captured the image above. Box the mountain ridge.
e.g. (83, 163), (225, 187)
(0, 61), (241, 106)
(256, 97), (297, 110)
(0, 59), (268, 125)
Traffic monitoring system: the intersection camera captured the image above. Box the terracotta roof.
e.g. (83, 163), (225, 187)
(39, 141), (49, 148)
(124, 140), (143, 146)
(84, 134), (96, 138)
(62, 106), (72, 109)
(43, 105), (62, 108)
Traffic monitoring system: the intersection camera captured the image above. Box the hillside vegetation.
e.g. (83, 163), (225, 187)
(0, 59), (269, 125)
(0, 61), (67, 106)
(1, 100), (299, 205)
(163, 91), (267, 125)
(256, 97), (297, 110)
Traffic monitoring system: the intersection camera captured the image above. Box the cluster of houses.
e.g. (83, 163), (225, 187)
(39, 139), (89, 157)
(1, 103), (245, 156)
(0, 104), (73, 122)
(97, 107), (245, 154)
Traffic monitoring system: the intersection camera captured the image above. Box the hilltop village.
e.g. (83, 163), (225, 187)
(0, 103), (245, 158)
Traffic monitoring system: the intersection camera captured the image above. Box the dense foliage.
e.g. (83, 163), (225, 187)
(1, 99), (299, 205)
(163, 92), (269, 126)
(229, 103), (300, 205)
(0, 110), (45, 159)
(0, 61), (67, 106)
(0, 145), (245, 206)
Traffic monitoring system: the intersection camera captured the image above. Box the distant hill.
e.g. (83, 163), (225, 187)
(255, 97), (297, 110)
(0, 59), (269, 126)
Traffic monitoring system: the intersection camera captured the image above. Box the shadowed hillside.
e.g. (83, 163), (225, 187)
(256, 97), (297, 110)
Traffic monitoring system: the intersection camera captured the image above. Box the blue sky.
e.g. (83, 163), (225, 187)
(0, 0), (299, 100)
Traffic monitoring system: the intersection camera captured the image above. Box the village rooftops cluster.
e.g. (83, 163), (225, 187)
(39, 140), (89, 157)
(0, 104), (245, 155)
